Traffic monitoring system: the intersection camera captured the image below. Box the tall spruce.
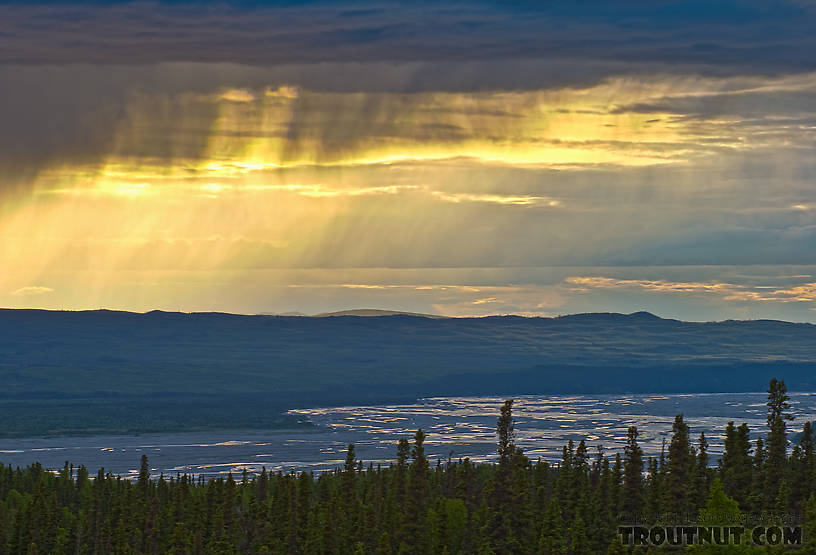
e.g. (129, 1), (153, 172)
(622, 426), (644, 518)
(138, 455), (150, 498)
(537, 497), (564, 554)
(340, 444), (360, 552)
(693, 431), (711, 509)
(645, 457), (662, 517)
(486, 399), (531, 554)
(554, 440), (576, 524)
(764, 378), (793, 509)
(803, 495), (816, 555)
(403, 429), (430, 553)
(721, 421), (753, 509)
(665, 414), (694, 514)
(389, 438), (411, 550)
(749, 437), (766, 512)
(797, 422), (815, 505)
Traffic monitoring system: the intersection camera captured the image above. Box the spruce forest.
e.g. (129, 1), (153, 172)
(1, 379), (815, 554)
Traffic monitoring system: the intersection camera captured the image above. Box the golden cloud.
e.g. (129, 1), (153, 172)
(566, 276), (816, 304)
(11, 286), (54, 297)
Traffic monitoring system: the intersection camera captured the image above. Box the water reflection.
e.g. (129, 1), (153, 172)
(0, 393), (814, 480)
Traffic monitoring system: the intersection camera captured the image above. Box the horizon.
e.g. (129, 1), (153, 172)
(4, 305), (816, 326)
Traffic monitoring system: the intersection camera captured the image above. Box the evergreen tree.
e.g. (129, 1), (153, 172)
(567, 514), (589, 555)
(665, 414), (694, 514)
(487, 399), (532, 554)
(611, 453), (623, 517)
(803, 495), (816, 555)
(377, 530), (393, 555)
(697, 477), (744, 551)
(748, 437), (766, 513)
(340, 444), (360, 552)
(538, 497), (564, 555)
(694, 431), (711, 509)
(765, 378), (793, 508)
(596, 456), (617, 549)
(622, 426), (644, 518)
(722, 421), (753, 509)
(794, 421), (815, 511)
(389, 438), (411, 550)
(138, 455), (150, 498)
(554, 441), (575, 521)
(645, 457), (663, 518)
(404, 429), (430, 553)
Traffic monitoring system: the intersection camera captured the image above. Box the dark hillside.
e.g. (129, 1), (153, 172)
(2, 309), (815, 436)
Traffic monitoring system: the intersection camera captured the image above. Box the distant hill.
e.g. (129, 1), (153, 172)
(314, 308), (444, 318)
(257, 310), (308, 317)
(1, 308), (815, 436)
(256, 308), (443, 317)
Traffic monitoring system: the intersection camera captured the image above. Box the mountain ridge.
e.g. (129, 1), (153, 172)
(5, 306), (814, 326)
(2, 307), (815, 436)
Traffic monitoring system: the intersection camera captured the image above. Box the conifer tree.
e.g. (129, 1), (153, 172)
(645, 457), (662, 518)
(764, 378), (793, 507)
(749, 437), (766, 512)
(794, 421), (815, 509)
(568, 515), (589, 555)
(487, 399), (532, 553)
(389, 437), (411, 549)
(693, 431), (711, 508)
(665, 414), (694, 514)
(765, 378), (793, 509)
(538, 497), (564, 554)
(611, 453), (623, 516)
(138, 455), (150, 498)
(722, 421), (753, 509)
(697, 477), (742, 539)
(596, 456), (617, 547)
(342, 443), (359, 541)
(775, 479), (791, 516)
(555, 441), (575, 521)
(622, 426), (644, 518)
(404, 429), (430, 553)
(803, 495), (816, 555)
(377, 530), (393, 555)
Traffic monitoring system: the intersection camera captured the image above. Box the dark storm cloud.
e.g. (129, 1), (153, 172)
(2, 0), (815, 193)
(616, 88), (816, 119)
(1, 1), (815, 75)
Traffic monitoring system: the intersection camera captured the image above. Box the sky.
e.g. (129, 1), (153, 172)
(2, 1), (816, 320)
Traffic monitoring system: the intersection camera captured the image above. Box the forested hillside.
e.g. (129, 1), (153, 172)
(3, 309), (816, 436)
(1, 380), (814, 553)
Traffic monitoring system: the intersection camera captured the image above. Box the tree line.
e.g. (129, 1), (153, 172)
(1, 378), (815, 553)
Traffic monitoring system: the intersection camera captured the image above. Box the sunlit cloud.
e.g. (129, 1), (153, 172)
(472, 297), (499, 305)
(23, 75), (767, 191)
(723, 283), (816, 303)
(565, 277), (738, 294)
(265, 86), (300, 99)
(565, 276), (816, 305)
(11, 286), (54, 297)
(430, 192), (560, 206)
(256, 184), (418, 198)
(219, 89), (255, 103)
(18, 71), (816, 203)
